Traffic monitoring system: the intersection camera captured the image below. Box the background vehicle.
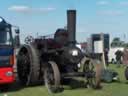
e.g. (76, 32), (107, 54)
(0, 17), (20, 86)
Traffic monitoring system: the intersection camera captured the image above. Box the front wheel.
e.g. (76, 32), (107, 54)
(44, 61), (62, 93)
(83, 59), (102, 89)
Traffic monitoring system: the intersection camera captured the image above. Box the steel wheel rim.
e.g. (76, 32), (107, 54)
(83, 59), (101, 88)
(44, 61), (61, 93)
(44, 67), (55, 92)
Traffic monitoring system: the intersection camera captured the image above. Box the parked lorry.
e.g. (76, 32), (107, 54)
(0, 17), (19, 86)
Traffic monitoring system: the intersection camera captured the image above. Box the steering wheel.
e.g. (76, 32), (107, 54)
(24, 36), (34, 44)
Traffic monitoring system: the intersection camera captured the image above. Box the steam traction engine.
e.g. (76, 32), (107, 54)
(17, 10), (102, 93)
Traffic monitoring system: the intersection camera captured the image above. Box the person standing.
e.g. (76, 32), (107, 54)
(122, 48), (128, 65)
(115, 50), (123, 67)
(122, 48), (128, 80)
(104, 48), (109, 66)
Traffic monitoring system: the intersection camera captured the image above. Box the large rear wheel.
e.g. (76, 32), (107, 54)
(17, 51), (30, 85)
(17, 45), (40, 86)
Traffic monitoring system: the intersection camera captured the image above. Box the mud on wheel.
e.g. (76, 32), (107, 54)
(83, 59), (102, 89)
(44, 61), (61, 93)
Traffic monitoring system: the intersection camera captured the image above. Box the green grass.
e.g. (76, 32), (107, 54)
(1, 64), (128, 96)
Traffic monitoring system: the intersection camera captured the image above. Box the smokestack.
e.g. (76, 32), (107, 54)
(67, 10), (76, 47)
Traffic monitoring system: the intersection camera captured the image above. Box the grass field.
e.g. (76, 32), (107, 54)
(1, 64), (128, 96)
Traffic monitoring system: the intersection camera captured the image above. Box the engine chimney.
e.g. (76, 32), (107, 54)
(67, 10), (76, 47)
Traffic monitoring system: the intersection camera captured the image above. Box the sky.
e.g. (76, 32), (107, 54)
(1, 0), (128, 43)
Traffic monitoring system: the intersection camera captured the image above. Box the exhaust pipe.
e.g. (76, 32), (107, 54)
(67, 10), (76, 47)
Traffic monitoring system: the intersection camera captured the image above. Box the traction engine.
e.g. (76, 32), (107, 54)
(17, 10), (102, 93)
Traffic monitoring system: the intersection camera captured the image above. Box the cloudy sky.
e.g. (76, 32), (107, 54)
(1, 0), (128, 42)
